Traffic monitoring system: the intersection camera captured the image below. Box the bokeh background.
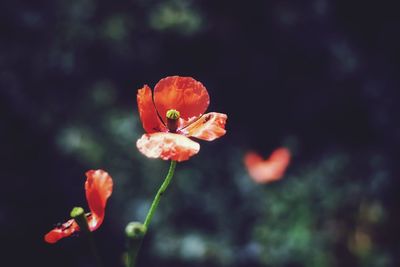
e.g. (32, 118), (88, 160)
(1, 0), (399, 266)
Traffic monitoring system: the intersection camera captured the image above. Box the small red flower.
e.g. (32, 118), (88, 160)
(44, 170), (113, 243)
(136, 76), (227, 161)
(244, 148), (291, 184)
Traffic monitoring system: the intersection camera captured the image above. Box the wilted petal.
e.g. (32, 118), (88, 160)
(137, 132), (200, 162)
(85, 170), (113, 231)
(137, 85), (167, 133)
(44, 170), (113, 244)
(44, 219), (79, 244)
(183, 112), (227, 141)
(154, 76), (209, 125)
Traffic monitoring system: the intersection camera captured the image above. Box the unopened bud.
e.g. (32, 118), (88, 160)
(125, 222), (147, 239)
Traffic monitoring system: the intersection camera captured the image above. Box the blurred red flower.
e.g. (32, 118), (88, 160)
(44, 170), (113, 243)
(244, 148), (291, 183)
(136, 76), (227, 161)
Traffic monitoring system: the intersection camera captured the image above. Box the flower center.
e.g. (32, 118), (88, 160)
(166, 109), (180, 132)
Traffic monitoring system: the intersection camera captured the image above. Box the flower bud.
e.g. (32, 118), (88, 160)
(125, 221), (147, 239)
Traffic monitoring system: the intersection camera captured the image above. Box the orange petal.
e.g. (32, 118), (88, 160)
(44, 219), (79, 244)
(183, 112), (227, 141)
(269, 147), (291, 166)
(137, 85), (167, 133)
(154, 76), (210, 125)
(85, 170), (113, 231)
(246, 162), (285, 183)
(244, 152), (264, 168)
(136, 132), (200, 161)
(244, 148), (291, 184)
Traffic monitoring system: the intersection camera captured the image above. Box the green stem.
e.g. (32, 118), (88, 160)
(143, 160), (177, 229)
(71, 207), (103, 267)
(125, 222), (147, 267)
(87, 231), (103, 267)
(124, 161), (177, 267)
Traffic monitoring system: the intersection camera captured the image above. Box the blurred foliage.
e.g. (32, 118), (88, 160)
(251, 152), (390, 267)
(149, 0), (203, 35)
(1, 0), (400, 267)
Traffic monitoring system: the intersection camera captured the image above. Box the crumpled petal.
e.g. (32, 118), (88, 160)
(244, 148), (291, 184)
(44, 219), (79, 244)
(154, 76), (209, 125)
(85, 170), (113, 231)
(183, 112), (227, 141)
(137, 132), (200, 162)
(137, 85), (167, 133)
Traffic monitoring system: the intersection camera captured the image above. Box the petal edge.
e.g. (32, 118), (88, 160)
(137, 85), (167, 133)
(44, 219), (79, 244)
(85, 170), (113, 230)
(184, 112), (227, 141)
(136, 132), (200, 162)
(154, 76), (210, 124)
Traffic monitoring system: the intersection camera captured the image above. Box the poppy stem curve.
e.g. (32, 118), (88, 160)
(143, 160), (177, 229)
(124, 161), (176, 267)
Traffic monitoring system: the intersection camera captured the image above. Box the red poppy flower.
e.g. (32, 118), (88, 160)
(244, 148), (291, 184)
(136, 76), (227, 161)
(44, 170), (113, 244)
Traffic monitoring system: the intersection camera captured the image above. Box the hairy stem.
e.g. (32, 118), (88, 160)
(125, 161), (177, 267)
(143, 160), (177, 228)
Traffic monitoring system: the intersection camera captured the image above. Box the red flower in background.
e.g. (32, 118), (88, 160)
(136, 76), (227, 161)
(244, 148), (291, 184)
(44, 170), (113, 243)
